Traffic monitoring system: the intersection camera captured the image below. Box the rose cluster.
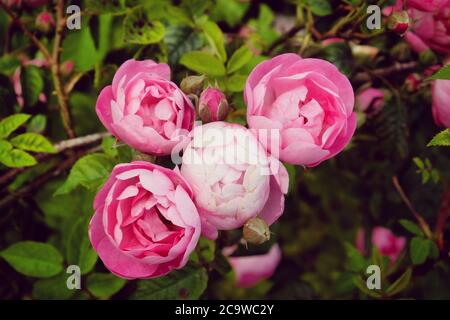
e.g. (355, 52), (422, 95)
(91, 56), (356, 281)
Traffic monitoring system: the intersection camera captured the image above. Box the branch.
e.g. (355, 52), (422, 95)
(435, 188), (450, 250)
(51, 0), (75, 139)
(0, 2), (52, 62)
(392, 176), (432, 238)
(353, 62), (418, 83)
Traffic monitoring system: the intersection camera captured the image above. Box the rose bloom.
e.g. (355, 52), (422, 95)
(181, 122), (289, 240)
(386, 0), (450, 54)
(96, 59), (195, 156)
(245, 53), (356, 167)
(224, 244), (282, 288)
(89, 161), (201, 279)
(432, 77), (450, 127)
(356, 227), (406, 263)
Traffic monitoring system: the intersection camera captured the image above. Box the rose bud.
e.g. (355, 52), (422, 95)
(61, 60), (74, 77)
(405, 73), (421, 92)
(387, 11), (410, 35)
(243, 217), (271, 245)
(35, 11), (54, 33)
(180, 75), (205, 95)
(198, 87), (229, 123)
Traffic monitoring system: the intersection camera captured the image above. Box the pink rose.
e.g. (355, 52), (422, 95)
(386, 0), (450, 53)
(432, 78), (450, 127)
(198, 87), (229, 123)
(96, 59), (195, 156)
(356, 88), (385, 116)
(181, 122), (289, 240)
(356, 227), (406, 263)
(225, 244), (282, 288)
(89, 161), (201, 279)
(245, 53), (356, 167)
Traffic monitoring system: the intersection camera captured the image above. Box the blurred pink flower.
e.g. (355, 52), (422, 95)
(356, 227), (406, 263)
(96, 59), (195, 156)
(89, 161), (201, 279)
(226, 244), (282, 288)
(245, 53), (356, 167)
(432, 77), (450, 127)
(356, 88), (385, 115)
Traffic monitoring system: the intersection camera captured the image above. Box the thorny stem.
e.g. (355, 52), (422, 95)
(392, 176), (433, 239)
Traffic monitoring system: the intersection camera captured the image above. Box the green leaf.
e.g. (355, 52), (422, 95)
(200, 20), (227, 62)
(69, 92), (102, 136)
(427, 129), (450, 147)
(0, 113), (31, 139)
(101, 136), (118, 158)
(130, 265), (208, 299)
(410, 237), (431, 265)
(0, 149), (37, 168)
(10, 133), (56, 153)
(306, 0), (332, 16)
(0, 241), (63, 278)
(87, 273), (126, 299)
(226, 74), (247, 92)
(32, 272), (76, 300)
(428, 65), (450, 80)
(85, 0), (127, 14)
(0, 139), (12, 153)
(66, 217), (98, 275)
(55, 153), (115, 195)
(191, 237), (216, 264)
(27, 114), (47, 133)
(123, 6), (165, 45)
(20, 65), (44, 107)
(164, 26), (204, 66)
(227, 46), (253, 74)
(0, 55), (20, 76)
(61, 20), (99, 72)
(344, 242), (367, 272)
(386, 268), (412, 297)
(399, 219), (424, 237)
(211, 0), (249, 28)
(180, 51), (226, 76)
(412, 157), (424, 169)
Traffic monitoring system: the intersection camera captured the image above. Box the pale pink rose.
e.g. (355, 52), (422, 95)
(226, 244), (282, 288)
(356, 88), (385, 115)
(96, 59), (195, 156)
(198, 87), (229, 123)
(386, 0), (450, 53)
(245, 53), (356, 167)
(89, 161), (201, 279)
(356, 227), (406, 263)
(181, 122), (289, 240)
(432, 78), (450, 127)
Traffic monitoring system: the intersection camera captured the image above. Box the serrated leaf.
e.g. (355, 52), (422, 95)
(130, 265), (207, 299)
(227, 46), (253, 74)
(386, 268), (412, 297)
(0, 241), (63, 278)
(427, 129), (450, 147)
(200, 20), (227, 62)
(180, 51), (225, 76)
(66, 217), (97, 275)
(123, 6), (165, 45)
(55, 153), (115, 195)
(10, 133), (56, 153)
(87, 273), (126, 299)
(410, 237), (430, 265)
(399, 219), (423, 236)
(428, 65), (450, 80)
(0, 148), (37, 168)
(101, 136), (118, 158)
(32, 272), (76, 300)
(0, 113), (31, 139)
(20, 65), (44, 107)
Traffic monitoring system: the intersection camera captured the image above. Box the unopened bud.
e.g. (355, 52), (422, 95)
(405, 73), (421, 92)
(243, 217), (270, 245)
(180, 75), (205, 95)
(35, 11), (54, 33)
(350, 43), (379, 64)
(387, 11), (410, 35)
(198, 87), (229, 123)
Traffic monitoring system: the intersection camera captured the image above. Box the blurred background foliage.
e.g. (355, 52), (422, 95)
(0, 0), (449, 300)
